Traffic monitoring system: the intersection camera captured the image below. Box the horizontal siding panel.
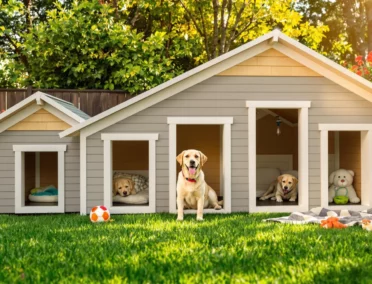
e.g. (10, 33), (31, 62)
(188, 84), (347, 93)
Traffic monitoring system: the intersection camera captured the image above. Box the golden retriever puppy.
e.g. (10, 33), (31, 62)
(176, 149), (223, 221)
(259, 174), (298, 202)
(113, 178), (136, 197)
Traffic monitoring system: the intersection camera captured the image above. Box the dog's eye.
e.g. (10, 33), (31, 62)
(289, 182), (292, 184)
(282, 181), (285, 183)
(344, 176), (346, 178)
(125, 186), (128, 188)
(185, 155), (189, 158)
(338, 176), (340, 178)
(119, 187), (122, 189)
(195, 155), (199, 158)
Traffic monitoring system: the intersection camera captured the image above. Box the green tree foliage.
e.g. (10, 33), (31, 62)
(0, 0), (330, 92)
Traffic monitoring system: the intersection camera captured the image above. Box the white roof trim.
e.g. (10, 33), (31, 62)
(0, 91), (86, 127)
(60, 29), (372, 137)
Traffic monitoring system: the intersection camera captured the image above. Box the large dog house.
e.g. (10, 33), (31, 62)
(2, 30), (372, 214)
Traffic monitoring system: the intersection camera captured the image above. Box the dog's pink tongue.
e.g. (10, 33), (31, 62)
(189, 168), (196, 175)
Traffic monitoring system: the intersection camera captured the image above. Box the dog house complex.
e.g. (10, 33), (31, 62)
(2, 30), (372, 215)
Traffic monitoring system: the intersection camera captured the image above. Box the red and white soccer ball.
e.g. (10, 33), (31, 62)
(90, 206), (110, 223)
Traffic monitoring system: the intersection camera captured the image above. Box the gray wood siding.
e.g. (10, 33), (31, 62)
(86, 76), (372, 212)
(0, 131), (79, 213)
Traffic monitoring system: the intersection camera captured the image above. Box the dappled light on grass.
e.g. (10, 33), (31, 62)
(1, 213), (372, 283)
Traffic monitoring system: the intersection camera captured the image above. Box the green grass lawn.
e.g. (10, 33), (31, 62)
(1, 213), (372, 283)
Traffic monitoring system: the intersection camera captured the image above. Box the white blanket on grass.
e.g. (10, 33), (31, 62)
(264, 207), (372, 227)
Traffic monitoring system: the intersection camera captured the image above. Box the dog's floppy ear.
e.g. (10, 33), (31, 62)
(199, 151), (208, 166)
(112, 180), (118, 196)
(129, 180), (136, 195)
(277, 175), (284, 183)
(176, 151), (185, 166)
(292, 177), (298, 187)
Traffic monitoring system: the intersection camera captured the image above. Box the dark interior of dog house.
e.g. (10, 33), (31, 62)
(328, 131), (361, 205)
(256, 109), (299, 206)
(112, 140), (149, 207)
(176, 125), (223, 208)
(24, 152), (58, 206)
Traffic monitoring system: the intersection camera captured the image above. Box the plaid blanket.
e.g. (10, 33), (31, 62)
(265, 207), (372, 227)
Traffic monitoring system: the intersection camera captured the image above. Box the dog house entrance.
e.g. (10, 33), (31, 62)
(327, 131), (362, 206)
(176, 125), (223, 210)
(111, 141), (150, 207)
(24, 152), (59, 207)
(255, 109), (299, 207)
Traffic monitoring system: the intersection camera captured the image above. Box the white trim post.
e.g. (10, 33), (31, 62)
(80, 132), (87, 215)
(248, 106), (256, 213)
(169, 123), (177, 213)
(298, 107), (309, 212)
(320, 130), (329, 208)
(103, 139), (112, 211)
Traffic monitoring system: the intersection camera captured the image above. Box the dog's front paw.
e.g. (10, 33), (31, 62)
(270, 197), (276, 200)
(196, 216), (204, 221)
(276, 197), (283, 202)
(289, 197), (296, 202)
(259, 196), (265, 201)
(350, 197), (361, 203)
(214, 205), (222, 210)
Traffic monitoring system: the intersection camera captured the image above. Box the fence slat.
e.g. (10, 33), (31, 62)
(0, 89), (130, 116)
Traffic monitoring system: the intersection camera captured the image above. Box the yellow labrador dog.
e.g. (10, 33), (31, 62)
(176, 149), (223, 221)
(113, 178), (136, 197)
(259, 174), (298, 202)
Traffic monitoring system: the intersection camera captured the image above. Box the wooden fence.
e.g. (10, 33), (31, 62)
(0, 88), (131, 117)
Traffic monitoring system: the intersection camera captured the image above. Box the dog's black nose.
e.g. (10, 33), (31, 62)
(124, 191), (128, 196)
(284, 186), (288, 190)
(190, 160), (195, 165)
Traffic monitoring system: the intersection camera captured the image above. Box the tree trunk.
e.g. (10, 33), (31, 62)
(365, 0), (372, 51)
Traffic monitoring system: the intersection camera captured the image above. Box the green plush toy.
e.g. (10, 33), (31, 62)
(333, 187), (349, 205)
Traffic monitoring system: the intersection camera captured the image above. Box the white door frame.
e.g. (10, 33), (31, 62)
(101, 133), (158, 214)
(246, 101), (311, 212)
(13, 144), (67, 214)
(167, 117), (233, 214)
(319, 124), (372, 211)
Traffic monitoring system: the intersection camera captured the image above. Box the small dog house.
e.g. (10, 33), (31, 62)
(0, 92), (89, 214)
(2, 30), (372, 214)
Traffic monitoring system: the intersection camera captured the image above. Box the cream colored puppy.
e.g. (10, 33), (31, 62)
(176, 149), (223, 221)
(259, 174), (298, 202)
(113, 178), (136, 197)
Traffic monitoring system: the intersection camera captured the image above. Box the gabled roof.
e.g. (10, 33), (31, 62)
(0, 91), (89, 133)
(60, 29), (372, 138)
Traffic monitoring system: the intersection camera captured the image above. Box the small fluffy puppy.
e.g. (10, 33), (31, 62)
(259, 174), (298, 202)
(113, 178), (136, 197)
(176, 149), (223, 221)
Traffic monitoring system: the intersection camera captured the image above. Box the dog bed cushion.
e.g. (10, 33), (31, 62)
(29, 194), (58, 202)
(113, 172), (148, 193)
(113, 190), (149, 204)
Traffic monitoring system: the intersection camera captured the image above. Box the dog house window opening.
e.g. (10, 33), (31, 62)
(13, 145), (66, 214)
(319, 124), (372, 210)
(167, 117), (233, 214)
(101, 133), (158, 214)
(327, 131), (362, 206)
(256, 108), (299, 207)
(111, 140), (149, 207)
(24, 152), (59, 207)
(176, 124), (223, 205)
(246, 101), (310, 213)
